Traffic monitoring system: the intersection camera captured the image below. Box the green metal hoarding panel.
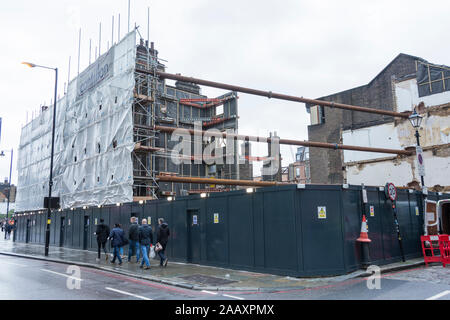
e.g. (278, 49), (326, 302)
(205, 195), (228, 265)
(263, 188), (298, 273)
(300, 186), (345, 275)
(227, 193), (254, 268)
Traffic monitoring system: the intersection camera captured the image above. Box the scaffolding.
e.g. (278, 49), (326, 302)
(130, 38), (242, 200)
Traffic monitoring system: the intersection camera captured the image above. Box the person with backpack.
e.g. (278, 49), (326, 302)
(109, 223), (125, 265)
(94, 218), (110, 261)
(156, 218), (170, 267)
(128, 217), (140, 263)
(138, 219), (153, 270)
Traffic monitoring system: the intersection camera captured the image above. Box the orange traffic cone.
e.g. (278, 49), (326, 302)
(357, 215), (371, 243)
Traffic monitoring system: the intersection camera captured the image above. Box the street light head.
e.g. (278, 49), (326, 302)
(21, 62), (36, 68)
(409, 109), (423, 129)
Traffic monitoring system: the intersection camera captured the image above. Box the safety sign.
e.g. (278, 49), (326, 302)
(214, 213), (219, 224)
(318, 206), (326, 219)
(415, 206), (419, 216)
(193, 215), (198, 225)
(370, 206), (375, 217)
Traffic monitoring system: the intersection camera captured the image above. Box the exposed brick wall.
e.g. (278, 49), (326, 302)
(307, 54), (420, 184)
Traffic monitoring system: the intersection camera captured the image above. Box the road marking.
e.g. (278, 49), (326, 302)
(426, 290), (450, 300)
(40, 268), (83, 281)
(223, 294), (245, 300)
(105, 287), (152, 300)
(201, 290), (218, 295)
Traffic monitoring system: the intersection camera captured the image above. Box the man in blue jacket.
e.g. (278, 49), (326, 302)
(138, 219), (153, 270)
(109, 223), (125, 265)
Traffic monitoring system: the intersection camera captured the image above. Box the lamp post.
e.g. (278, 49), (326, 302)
(0, 149), (13, 239)
(22, 62), (58, 256)
(408, 108), (424, 187)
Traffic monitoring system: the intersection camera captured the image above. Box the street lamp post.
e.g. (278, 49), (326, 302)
(0, 149), (13, 239)
(408, 109), (424, 187)
(22, 62), (58, 256)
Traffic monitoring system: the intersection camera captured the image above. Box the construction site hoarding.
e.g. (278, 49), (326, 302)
(15, 31), (137, 212)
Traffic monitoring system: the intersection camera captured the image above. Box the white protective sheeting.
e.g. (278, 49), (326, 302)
(16, 31), (136, 212)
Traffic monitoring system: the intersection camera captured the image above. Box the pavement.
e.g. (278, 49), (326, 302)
(0, 234), (426, 293)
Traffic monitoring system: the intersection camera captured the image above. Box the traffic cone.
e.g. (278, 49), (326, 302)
(357, 215), (371, 243)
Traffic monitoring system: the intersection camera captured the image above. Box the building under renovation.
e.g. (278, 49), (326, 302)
(306, 54), (450, 191)
(12, 27), (450, 277)
(15, 31), (252, 212)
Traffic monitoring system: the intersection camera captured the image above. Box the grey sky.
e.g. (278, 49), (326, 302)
(1, 0), (449, 184)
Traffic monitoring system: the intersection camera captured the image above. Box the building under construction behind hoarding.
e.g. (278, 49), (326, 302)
(15, 30), (252, 212)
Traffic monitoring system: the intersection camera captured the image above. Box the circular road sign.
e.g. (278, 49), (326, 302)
(386, 183), (397, 201)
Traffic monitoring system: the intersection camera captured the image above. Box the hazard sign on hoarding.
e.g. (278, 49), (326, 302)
(370, 206), (375, 217)
(214, 213), (219, 224)
(318, 206), (326, 219)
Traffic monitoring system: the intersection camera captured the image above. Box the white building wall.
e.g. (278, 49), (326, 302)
(343, 77), (450, 189)
(395, 78), (450, 112)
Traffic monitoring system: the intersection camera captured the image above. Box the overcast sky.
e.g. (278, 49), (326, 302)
(0, 0), (449, 184)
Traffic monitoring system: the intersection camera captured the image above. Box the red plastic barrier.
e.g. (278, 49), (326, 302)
(421, 235), (442, 266)
(439, 235), (450, 267)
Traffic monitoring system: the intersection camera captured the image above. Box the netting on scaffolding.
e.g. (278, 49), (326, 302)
(15, 31), (137, 211)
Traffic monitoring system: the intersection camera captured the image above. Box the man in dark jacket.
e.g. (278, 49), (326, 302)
(95, 219), (110, 261)
(127, 217), (140, 263)
(156, 218), (170, 267)
(138, 219), (153, 270)
(5, 222), (11, 240)
(109, 223), (125, 265)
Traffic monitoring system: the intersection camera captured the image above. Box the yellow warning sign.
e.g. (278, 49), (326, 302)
(415, 206), (419, 216)
(214, 213), (219, 224)
(370, 206), (375, 217)
(318, 206), (326, 219)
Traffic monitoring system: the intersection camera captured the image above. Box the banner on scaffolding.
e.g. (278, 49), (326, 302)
(15, 31), (137, 212)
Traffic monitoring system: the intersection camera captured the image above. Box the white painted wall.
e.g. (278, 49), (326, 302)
(343, 115), (450, 163)
(342, 123), (402, 163)
(395, 78), (450, 112)
(346, 159), (413, 186)
(346, 149), (450, 188)
(343, 78), (450, 188)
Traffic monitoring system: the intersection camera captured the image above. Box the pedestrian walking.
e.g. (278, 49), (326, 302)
(118, 223), (126, 258)
(156, 218), (170, 267)
(5, 222), (11, 240)
(138, 219), (153, 270)
(94, 219), (110, 261)
(128, 217), (140, 263)
(109, 223), (125, 265)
